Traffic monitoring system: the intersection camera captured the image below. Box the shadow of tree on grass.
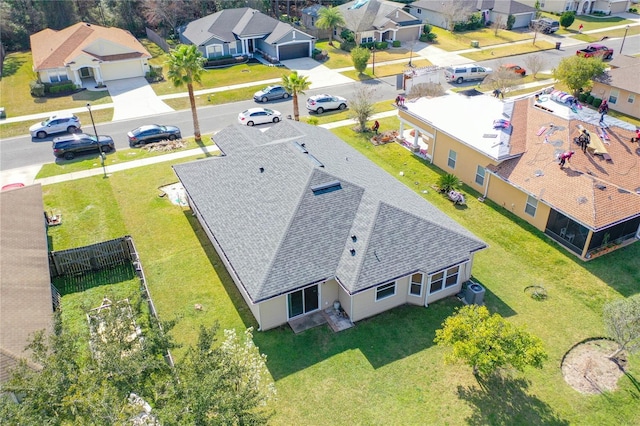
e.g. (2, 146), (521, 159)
(457, 374), (569, 426)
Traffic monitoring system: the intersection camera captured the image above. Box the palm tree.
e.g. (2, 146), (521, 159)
(281, 71), (311, 121)
(316, 6), (346, 46)
(166, 44), (206, 142)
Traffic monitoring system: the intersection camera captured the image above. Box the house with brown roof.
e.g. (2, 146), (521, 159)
(396, 92), (640, 260)
(30, 22), (151, 88)
(0, 184), (54, 384)
(591, 55), (640, 119)
(334, 0), (423, 45)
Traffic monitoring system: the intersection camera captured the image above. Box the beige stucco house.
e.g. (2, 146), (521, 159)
(30, 22), (151, 87)
(173, 121), (486, 331)
(397, 92), (640, 260)
(592, 55), (640, 119)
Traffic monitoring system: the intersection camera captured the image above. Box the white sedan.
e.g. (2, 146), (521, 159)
(237, 108), (282, 126)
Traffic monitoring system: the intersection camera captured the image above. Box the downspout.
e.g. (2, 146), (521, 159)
(430, 129), (437, 164)
(483, 170), (491, 198)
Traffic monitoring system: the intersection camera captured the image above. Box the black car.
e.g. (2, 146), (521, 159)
(128, 124), (182, 147)
(52, 133), (115, 160)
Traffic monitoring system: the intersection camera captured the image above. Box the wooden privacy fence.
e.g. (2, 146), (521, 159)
(146, 27), (170, 52)
(49, 236), (132, 277)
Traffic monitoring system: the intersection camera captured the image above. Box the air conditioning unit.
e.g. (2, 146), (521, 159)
(464, 282), (485, 305)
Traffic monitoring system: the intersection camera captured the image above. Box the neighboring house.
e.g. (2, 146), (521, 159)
(396, 93), (640, 260)
(518, 0), (631, 15)
(300, 3), (332, 39)
(0, 184), (54, 384)
(179, 8), (315, 61)
(30, 22), (151, 87)
(173, 120), (487, 331)
(406, 0), (535, 29)
(592, 55), (640, 119)
(335, 0), (423, 44)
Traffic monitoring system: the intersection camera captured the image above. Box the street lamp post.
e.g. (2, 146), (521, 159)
(86, 103), (107, 178)
(620, 25), (629, 54)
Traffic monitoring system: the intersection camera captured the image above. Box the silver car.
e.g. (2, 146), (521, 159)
(30, 113), (81, 139)
(253, 85), (290, 103)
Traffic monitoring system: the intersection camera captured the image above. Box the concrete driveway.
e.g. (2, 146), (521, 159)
(106, 77), (174, 121)
(280, 58), (354, 89)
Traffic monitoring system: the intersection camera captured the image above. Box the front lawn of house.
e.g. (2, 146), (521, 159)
(462, 40), (556, 61)
(429, 27), (533, 51)
(42, 114), (640, 424)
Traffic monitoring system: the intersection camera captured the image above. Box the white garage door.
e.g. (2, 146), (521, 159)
(101, 60), (144, 81)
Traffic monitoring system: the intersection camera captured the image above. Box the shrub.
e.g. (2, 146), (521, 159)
(340, 40), (356, 52)
(507, 14), (515, 30)
(560, 11), (575, 29)
(423, 23), (432, 35)
(306, 117), (319, 126)
(30, 81), (45, 97)
(376, 41), (388, 49)
(47, 82), (76, 95)
(592, 97), (602, 108)
(579, 92), (588, 102)
(426, 32), (437, 41)
(341, 29), (355, 43)
(438, 173), (461, 193)
(586, 94), (594, 104)
(392, 40), (401, 48)
(146, 65), (164, 82)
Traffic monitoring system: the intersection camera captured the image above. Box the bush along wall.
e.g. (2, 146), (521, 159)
(30, 81), (45, 97)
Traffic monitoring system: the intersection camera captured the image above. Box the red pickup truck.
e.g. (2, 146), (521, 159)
(576, 44), (614, 59)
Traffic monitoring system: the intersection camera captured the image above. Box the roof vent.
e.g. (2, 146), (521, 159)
(577, 196), (588, 204)
(350, 249), (356, 256)
(534, 170), (544, 177)
(618, 188), (629, 194)
(294, 141), (308, 153)
(259, 167), (264, 173)
(596, 183), (606, 190)
(311, 180), (342, 195)
(351, 235), (357, 242)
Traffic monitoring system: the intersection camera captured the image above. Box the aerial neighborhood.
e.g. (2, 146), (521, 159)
(1, 0), (639, 424)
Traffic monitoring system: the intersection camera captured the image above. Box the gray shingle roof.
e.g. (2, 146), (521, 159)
(339, 0), (419, 32)
(174, 121), (486, 303)
(181, 7), (301, 46)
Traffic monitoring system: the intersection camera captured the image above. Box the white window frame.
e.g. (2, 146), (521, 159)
(628, 93), (635, 104)
(428, 265), (461, 295)
(525, 195), (538, 217)
(206, 44), (224, 59)
(475, 165), (485, 186)
(228, 41), (238, 56)
(409, 273), (423, 297)
(608, 88), (619, 104)
(48, 69), (69, 83)
(376, 281), (396, 301)
(417, 9), (422, 14)
(447, 149), (457, 169)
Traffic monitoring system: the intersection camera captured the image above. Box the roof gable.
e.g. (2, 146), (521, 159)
(30, 22), (150, 70)
(174, 121), (486, 302)
(339, 0), (413, 32)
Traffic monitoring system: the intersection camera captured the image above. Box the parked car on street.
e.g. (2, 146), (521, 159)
(444, 65), (493, 84)
(306, 94), (348, 113)
(237, 108), (282, 126)
(576, 44), (613, 59)
(253, 85), (290, 103)
(502, 64), (526, 76)
(52, 133), (115, 160)
(530, 18), (560, 34)
(30, 112), (81, 139)
(127, 124), (182, 147)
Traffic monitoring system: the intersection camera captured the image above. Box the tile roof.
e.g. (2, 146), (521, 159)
(30, 22), (150, 71)
(174, 121), (486, 303)
(0, 184), (53, 383)
(489, 99), (640, 230)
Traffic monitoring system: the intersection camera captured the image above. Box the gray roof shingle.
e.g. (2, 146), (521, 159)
(174, 121), (486, 302)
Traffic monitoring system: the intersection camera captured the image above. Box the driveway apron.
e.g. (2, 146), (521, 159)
(106, 77), (174, 121)
(280, 58), (354, 89)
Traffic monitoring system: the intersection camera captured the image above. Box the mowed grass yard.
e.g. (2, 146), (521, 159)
(42, 117), (640, 425)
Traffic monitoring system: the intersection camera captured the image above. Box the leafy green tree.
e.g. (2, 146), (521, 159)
(166, 44), (206, 141)
(281, 70), (311, 121)
(603, 294), (640, 360)
(534, 0), (542, 19)
(315, 6), (345, 46)
(158, 325), (276, 425)
(560, 11), (576, 29)
(349, 85), (376, 132)
(435, 305), (548, 377)
(553, 55), (607, 96)
(350, 46), (371, 74)
(506, 14), (515, 30)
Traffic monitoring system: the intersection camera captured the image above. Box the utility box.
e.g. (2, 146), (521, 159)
(471, 40), (479, 48)
(464, 281), (485, 305)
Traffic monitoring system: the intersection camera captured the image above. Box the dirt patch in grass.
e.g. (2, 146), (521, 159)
(370, 130), (399, 145)
(561, 338), (627, 394)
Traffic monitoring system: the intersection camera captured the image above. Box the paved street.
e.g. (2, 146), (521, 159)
(1, 18), (639, 186)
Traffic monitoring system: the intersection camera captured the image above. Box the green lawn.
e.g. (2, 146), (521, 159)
(315, 40), (418, 70)
(569, 25), (640, 43)
(42, 114), (640, 424)
(341, 58), (433, 80)
(430, 27), (533, 51)
(542, 12), (634, 34)
(0, 52), (112, 118)
(462, 40), (556, 61)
